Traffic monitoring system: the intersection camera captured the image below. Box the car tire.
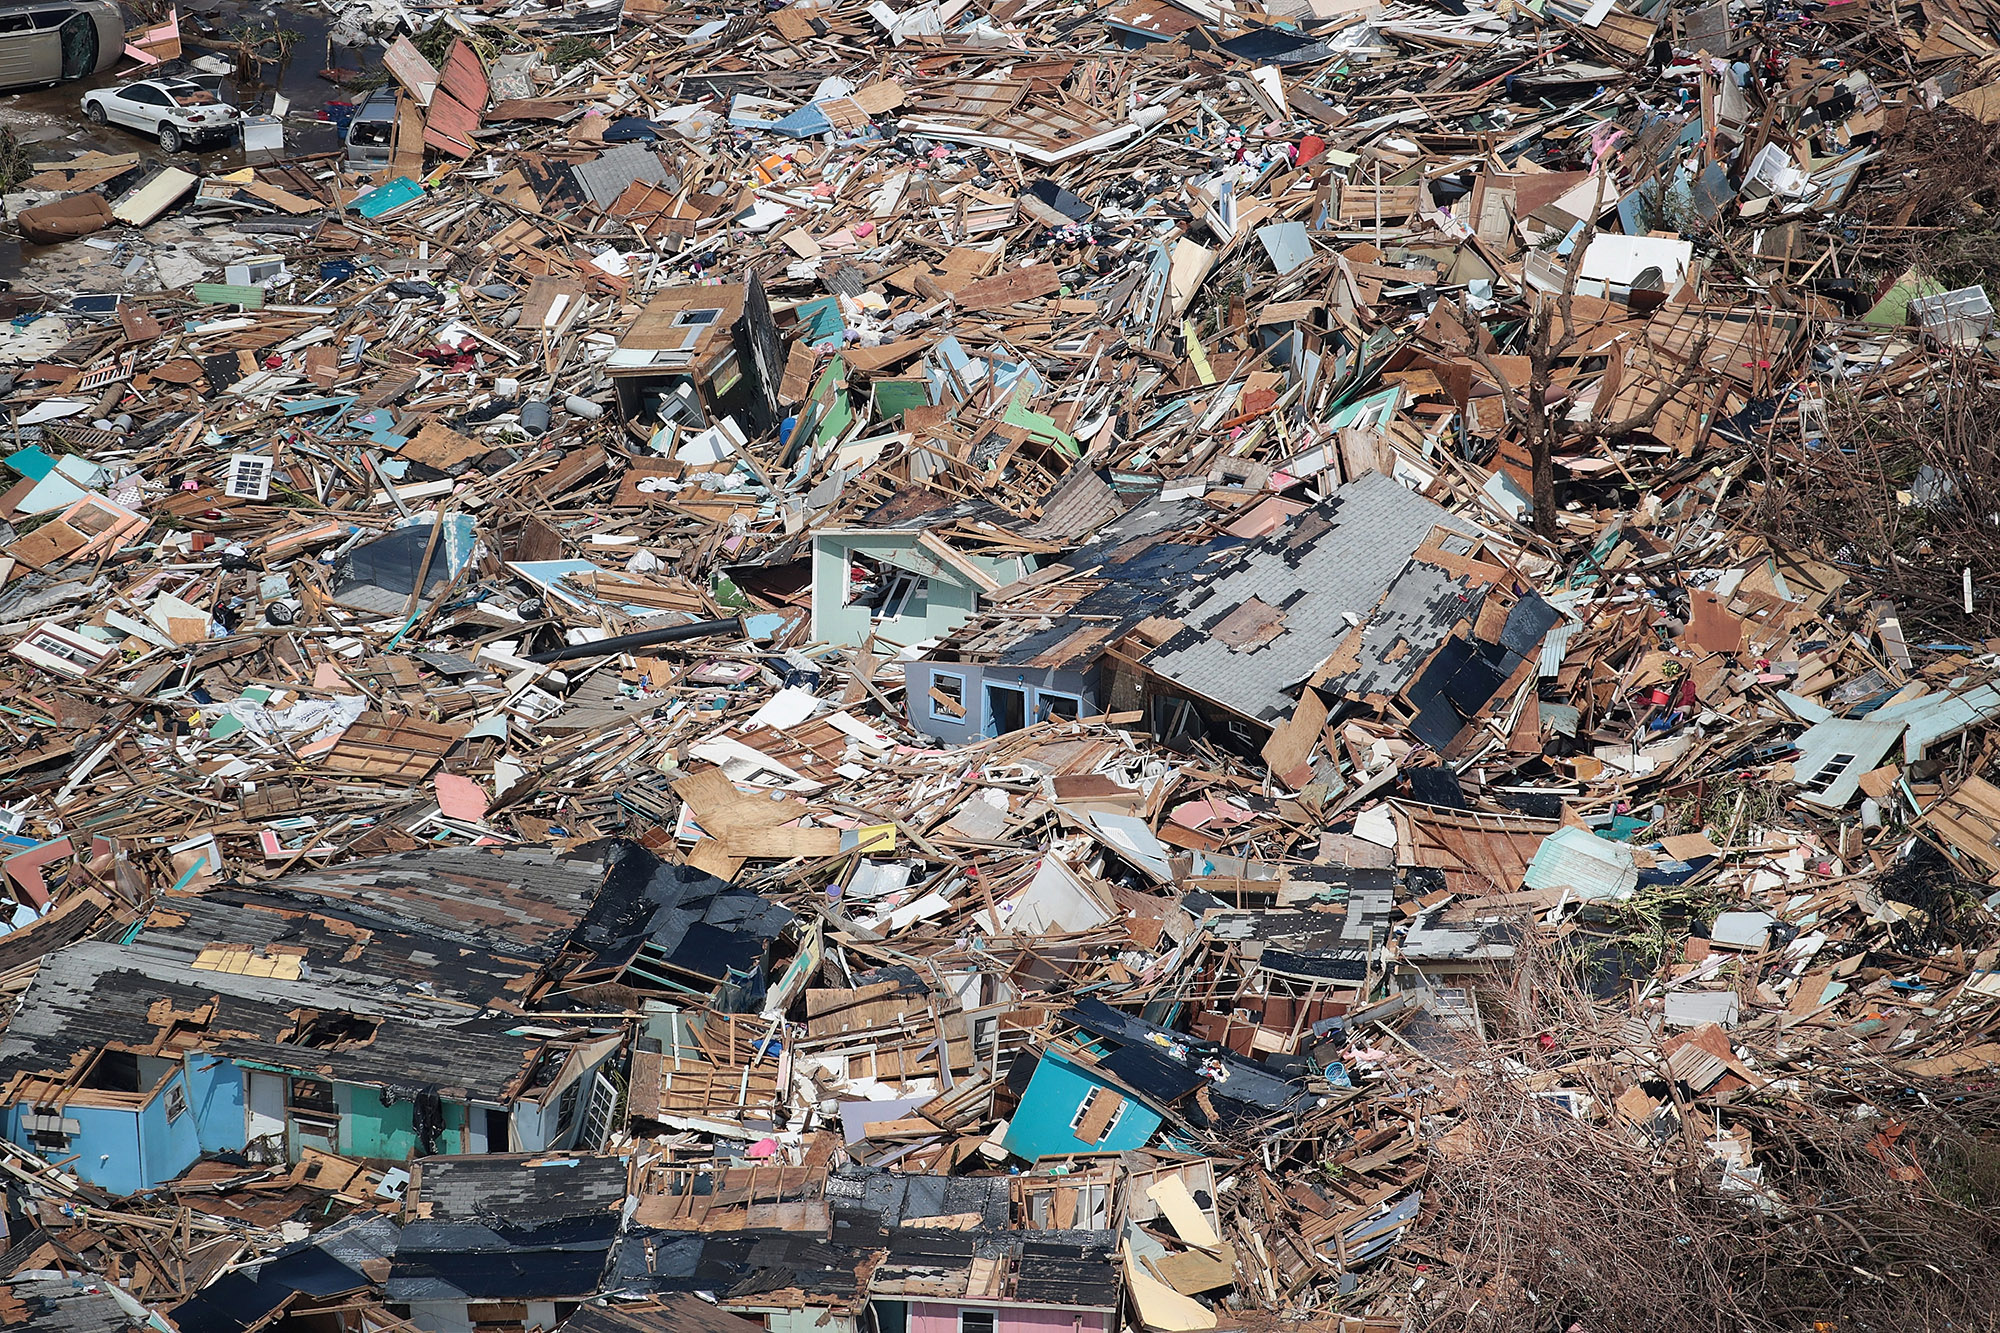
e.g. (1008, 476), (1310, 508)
(158, 125), (182, 153)
(85, 101), (107, 125)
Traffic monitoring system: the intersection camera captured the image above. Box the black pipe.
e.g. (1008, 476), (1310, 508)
(524, 615), (744, 664)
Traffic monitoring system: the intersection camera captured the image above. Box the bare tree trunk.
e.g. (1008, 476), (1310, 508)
(1529, 405), (1558, 540)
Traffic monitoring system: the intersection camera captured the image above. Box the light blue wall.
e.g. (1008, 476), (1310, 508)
(184, 1054), (247, 1153)
(137, 1071), (202, 1190)
(6, 1101), (142, 1193)
(998, 1049), (1161, 1163)
(57, 1102), (144, 1194)
(811, 534), (1029, 649)
(906, 662), (1098, 744)
(6, 1068), (202, 1197)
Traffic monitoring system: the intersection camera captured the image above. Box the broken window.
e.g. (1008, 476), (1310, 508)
(931, 672), (967, 720)
(874, 572), (928, 621)
(844, 556), (930, 622)
(959, 1313), (997, 1333)
(1035, 690), (1081, 723)
(164, 1082), (188, 1122)
(1069, 1086), (1127, 1143)
(1805, 752), (1857, 794)
(22, 1109), (75, 1153)
(289, 1077), (337, 1115)
(555, 1078), (583, 1136)
(523, 1046), (567, 1092)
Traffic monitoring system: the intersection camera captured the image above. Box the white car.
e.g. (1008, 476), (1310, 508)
(82, 78), (240, 153)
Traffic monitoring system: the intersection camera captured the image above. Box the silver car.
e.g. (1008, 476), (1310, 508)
(0, 0), (122, 92)
(345, 85), (398, 174)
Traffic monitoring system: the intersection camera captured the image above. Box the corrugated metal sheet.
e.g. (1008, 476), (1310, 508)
(1664, 990), (1740, 1028)
(1538, 621), (1574, 676)
(191, 283), (264, 309)
(423, 90), (480, 158)
(1522, 825), (1637, 901)
(438, 39), (488, 115)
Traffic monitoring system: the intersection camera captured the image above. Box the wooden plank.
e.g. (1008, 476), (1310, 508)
(323, 713), (466, 779)
(951, 263), (1061, 311)
(1074, 1087), (1124, 1142)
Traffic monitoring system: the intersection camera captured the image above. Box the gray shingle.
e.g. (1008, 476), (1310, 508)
(1141, 472), (1477, 722)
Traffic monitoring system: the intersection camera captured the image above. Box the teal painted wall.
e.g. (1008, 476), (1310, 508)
(998, 1049), (1161, 1162)
(337, 1086), (466, 1161)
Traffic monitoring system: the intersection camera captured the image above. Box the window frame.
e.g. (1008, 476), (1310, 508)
(555, 1077), (583, 1135)
(958, 1311), (997, 1333)
(1068, 1086), (1103, 1134)
(930, 670), (967, 721)
(874, 571), (926, 621)
(1805, 752), (1858, 794)
(1033, 688), (1083, 724)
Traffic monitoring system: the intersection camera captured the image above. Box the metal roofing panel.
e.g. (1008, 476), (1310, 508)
(1664, 990), (1740, 1028)
(423, 89), (480, 158)
(1522, 825), (1637, 901)
(1539, 619), (1575, 677)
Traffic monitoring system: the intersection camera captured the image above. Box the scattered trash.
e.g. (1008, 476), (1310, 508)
(1, 0), (1999, 1329)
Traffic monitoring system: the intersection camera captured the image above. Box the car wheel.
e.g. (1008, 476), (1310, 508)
(85, 101), (107, 125)
(158, 125), (182, 153)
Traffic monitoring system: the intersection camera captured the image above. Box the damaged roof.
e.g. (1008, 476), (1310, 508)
(1142, 472), (1481, 724)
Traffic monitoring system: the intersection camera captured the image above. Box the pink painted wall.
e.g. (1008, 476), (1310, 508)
(907, 1302), (1113, 1333)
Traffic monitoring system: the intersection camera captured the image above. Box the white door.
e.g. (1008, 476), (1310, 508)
(245, 1072), (285, 1162)
(119, 88), (167, 132)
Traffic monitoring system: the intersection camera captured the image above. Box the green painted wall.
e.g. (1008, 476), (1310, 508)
(336, 1085), (465, 1161)
(810, 533), (1026, 649)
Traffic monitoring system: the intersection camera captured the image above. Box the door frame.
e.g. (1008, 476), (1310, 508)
(983, 683), (1027, 738)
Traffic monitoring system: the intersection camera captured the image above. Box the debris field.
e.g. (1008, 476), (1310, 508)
(3, 0), (2000, 1330)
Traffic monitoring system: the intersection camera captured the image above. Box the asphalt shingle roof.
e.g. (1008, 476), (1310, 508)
(1141, 472), (1478, 723)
